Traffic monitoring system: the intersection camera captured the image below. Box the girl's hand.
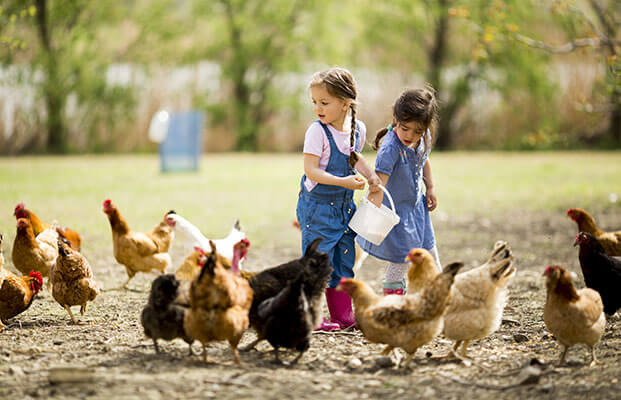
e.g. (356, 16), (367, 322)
(342, 175), (365, 190)
(426, 187), (438, 211)
(367, 173), (382, 193)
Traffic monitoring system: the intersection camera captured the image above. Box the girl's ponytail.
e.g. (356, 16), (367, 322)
(348, 104), (360, 167)
(372, 122), (395, 150)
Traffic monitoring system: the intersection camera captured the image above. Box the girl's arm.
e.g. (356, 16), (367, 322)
(423, 158), (437, 211)
(354, 154), (381, 192)
(367, 172), (389, 207)
(304, 154), (365, 190)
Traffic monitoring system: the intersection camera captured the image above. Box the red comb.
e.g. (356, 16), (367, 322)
(29, 270), (43, 285)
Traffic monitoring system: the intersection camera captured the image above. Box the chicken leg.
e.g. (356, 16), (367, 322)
(64, 305), (79, 324)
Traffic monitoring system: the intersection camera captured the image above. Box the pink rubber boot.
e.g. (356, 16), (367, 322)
(316, 287), (355, 330)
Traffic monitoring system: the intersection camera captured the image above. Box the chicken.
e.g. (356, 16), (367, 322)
(543, 265), (605, 366)
(103, 199), (174, 289)
(337, 262), (463, 368)
(404, 248), (440, 294)
(442, 241), (515, 358)
(50, 238), (100, 324)
(254, 274), (313, 364)
(175, 247), (209, 281)
(567, 208), (621, 256)
(183, 240), (253, 364)
(240, 238), (331, 352)
(574, 232), (621, 316)
(14, 203), (82, 251)
(0, 270), (44, 331)
(141, 274), (194, 354)
(11, 218), (58, 278)
(165, 212), (246, 265)
(246, 239), (332, 362)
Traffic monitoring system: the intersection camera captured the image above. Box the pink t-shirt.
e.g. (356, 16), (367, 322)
(303, 119), (367, 192)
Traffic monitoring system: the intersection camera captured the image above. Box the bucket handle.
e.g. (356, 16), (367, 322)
(364, 184), (397, 214)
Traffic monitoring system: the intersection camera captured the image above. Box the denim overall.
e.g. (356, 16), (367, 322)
(296, 121), (359, 288)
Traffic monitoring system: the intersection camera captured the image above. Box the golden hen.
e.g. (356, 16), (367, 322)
(14, 203), (82, 251)
(184, 241), (252, 364)
(337, 262), (463, 368)
(11, 218), (58, 278)
(567, 208), (621, 256)
(50, 238), (100, 324)
(543, 265), (605, 366)
(103, 199), (174, 289)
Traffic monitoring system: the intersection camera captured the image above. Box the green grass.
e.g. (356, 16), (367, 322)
(0, 152), (619, 256)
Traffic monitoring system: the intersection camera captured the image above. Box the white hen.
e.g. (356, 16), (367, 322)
(165, 212), (246, 262)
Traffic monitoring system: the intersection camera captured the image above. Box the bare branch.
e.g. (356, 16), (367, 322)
(513, 32), (608, 53)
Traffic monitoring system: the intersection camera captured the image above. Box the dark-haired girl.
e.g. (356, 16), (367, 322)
(358, 86), (442, 296)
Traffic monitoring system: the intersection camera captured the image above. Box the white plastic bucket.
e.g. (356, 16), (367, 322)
(349, 185), (400, 245)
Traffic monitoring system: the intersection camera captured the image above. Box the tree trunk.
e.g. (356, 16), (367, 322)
(427, 0), (452, 149)
(34, 0), (66, 153)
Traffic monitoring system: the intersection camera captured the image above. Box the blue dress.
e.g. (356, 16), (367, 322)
(296, 121), (359, 288)
(356, 129), (436, 263)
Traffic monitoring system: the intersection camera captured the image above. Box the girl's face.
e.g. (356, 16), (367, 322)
(394, 120), (426, 148)
(311, 85), (350, 130)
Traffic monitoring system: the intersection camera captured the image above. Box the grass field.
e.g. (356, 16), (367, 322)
(1, 151), (619, 253)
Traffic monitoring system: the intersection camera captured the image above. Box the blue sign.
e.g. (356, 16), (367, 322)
(159, 111), (204, 172)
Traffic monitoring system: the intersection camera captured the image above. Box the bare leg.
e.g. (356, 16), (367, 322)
(202, 343), (207, 362)
(188, 343), (194, 356)
(401, 352), (416, 368)
(80, 304), (86, 315)
(450, 341), (462, 357)
(64, 305), (78, 324)
(272, 348), (281, 364)
(121, 275), (134, 289)
(153, 339), (160, 353)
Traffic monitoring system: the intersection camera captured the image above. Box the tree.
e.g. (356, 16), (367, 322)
(356, 0), (556, 149)
(0, 0), (136, 153)
(189, 0), (322, 150)
(507, 0), (620, 145)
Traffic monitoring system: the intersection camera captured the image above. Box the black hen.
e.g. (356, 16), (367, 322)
(242, 238), (332, 352)
(575, 232), (621, 315)
(140, 274), (194, 354)
(256, 274), (313, 363)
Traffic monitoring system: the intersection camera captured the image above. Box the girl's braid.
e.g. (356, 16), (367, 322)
(348, 104), (359, 167)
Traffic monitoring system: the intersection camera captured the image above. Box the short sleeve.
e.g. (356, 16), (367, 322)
(303, 122), (327, 157)
(375, 140), (399, 176)
(356, 120), (367, 152)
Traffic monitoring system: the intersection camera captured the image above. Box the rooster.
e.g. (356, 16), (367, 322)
(14, 203), (82, 251)
(0, 270), (44, 331)
(103, 199), (174, 289)
(574, 232), (621, 316)
(165, 212), (246, 265)
(543, 265), (606, 366)
(184, 241), (253, 364)
(11, 218), (58, 278)
(50, 238), (100, 324)
(337, 262), (463, 368)
(567, 208), (621, 256)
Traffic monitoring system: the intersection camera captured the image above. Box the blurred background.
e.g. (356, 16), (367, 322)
(0, 0), (618, 155)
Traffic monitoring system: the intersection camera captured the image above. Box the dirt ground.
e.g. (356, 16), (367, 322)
(1, 209), (620, 400)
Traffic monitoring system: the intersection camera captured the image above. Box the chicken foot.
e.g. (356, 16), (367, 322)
(588, 346), (599, 367)
(64, 305), (80, 324)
